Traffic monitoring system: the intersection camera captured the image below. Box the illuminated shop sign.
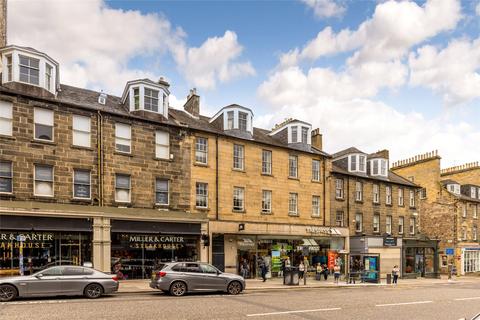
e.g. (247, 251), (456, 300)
(0, 232), (54, 241)
(305, 226), (342, 235)
(0, 232), (54, 249)
(122, 234), (185, 250)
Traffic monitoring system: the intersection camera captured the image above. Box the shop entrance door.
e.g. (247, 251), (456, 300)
(238, 250), (256, 279)
(59, 233), (83, 266)
(415, 253), (425, 277)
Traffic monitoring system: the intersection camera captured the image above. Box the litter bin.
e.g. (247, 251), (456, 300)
(386, 273), (392, 284)
(283, 267), (300, 285)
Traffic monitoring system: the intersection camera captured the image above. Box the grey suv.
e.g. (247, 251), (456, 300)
(150, 262), (245, 296)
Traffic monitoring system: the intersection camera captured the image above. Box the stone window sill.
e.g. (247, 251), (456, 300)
(195, 207), (210, 211)
(261, 173), (273, 177)
(72, 145), (94, 151)
(288, 177), (299, 181)
(114, 151), (133, 157)
(154, 157), (172, 162)
(261, 211), (273, 215)
(233, 209), (246, 213)
(232, 168), (246, 173)
(0, 134), (15, 141)
(194, 162), (209, 168)
(31, 139), (56, 146)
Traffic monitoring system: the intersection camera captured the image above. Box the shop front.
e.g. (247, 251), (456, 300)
(402, 238), (440, 279)
(110, 220), (202, 280)
(0, 215), (92, 277)
(209, 221), (349, 279)
(459, 245), (480, 275)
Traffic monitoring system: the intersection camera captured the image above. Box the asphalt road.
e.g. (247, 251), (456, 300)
(1, 282), (479, 320)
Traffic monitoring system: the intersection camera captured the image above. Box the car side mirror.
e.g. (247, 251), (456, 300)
(35, 273), (43, 278)
(216, 270), (221, 275)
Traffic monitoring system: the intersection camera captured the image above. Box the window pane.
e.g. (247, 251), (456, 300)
(34, 108), (53, 126)
(0, 118), (12, 136)
(116, 189), (130, 202)
(115, 123), (131, 139)
(74, 170), (90, 184)
(156, 179), (168, 192)
(0, 162), (12, 177)
(35, 181), (53, 196)
(73, 115), (90, 131)
(0, 101), (12, 119)
(156, 145), (169, 159)
(74, 184), (90, 198)
(156, 131), (169, 144)
(73, 131), (90, 147)
(35, 124), (53, 140)
(116, 175), (130, 189)
(35, 166), (53, 181)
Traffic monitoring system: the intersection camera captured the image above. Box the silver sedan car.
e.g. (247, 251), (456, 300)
(0, 265), (119, 302)
(150, 262), (245, 296)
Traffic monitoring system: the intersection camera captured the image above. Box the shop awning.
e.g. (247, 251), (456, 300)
(302, 238), (319, 246)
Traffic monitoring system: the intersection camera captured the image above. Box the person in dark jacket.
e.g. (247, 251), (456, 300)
(259, 260), (268, 282)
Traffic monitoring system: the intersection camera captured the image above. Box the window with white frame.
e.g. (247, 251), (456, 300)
(372, 160), (379, 175)
(19, 55), (40, 85)
(0, 161), (13, 194)
(312, 195), (320, 217)
(409, 217), (416, 235)
(262, 150), (272, 175)
(288, 193), (298, 215)
(398, 216), (404, 234)
(115, 174), (131, 203)
(355, 213), (363, 232)
(72, 115), (91, 147)
(133, 88), (140, 110)
(355, 181), (363, 202)
(398, 188), (404, 206)
(336, 211), (344, 227)
(34, 108), (54, 141)
(349, 154), (366, 172)
(6, 55), (12, 82)
(301, 127), (308, 144)
(195, 137), (208, 164)
(462, 227), (467, 240)
(386, 215), (392, 234)
(335, 178), (344, 199)
(155, 179), (169, 205)
(196, 182), (208, 208)
(373, 184), (380, 204)
(0, 100), (13, 136)
(474, 226), (478, 241)
(45, 64), (53, 91)
(227, 111), (234, 130)
(380, 159), (387, 176)
(73, 169), (90, 199)
(409, 189), (415, 207)
(373, 214), (380, 233)
(289, 155), (298, 178)
(463, 204), (467, 218)
(233, 187), (245, 211)
(262, 190), (272, 214)
(155, 131), (170, 159)
(359, 155), (366, 172)
(448, 184), (461, 195)
(350, 155), (357, 171)
(291, 126), (298, 142)
(238, 112), (248, 131)
(471, 187), (477, 199)
(420, 188), (427, 199)
(34, 165), (53, 196)
(233, 144), (244, 170)
(312, 160), (320, 181)
(115, 123), (131, 153)
(386, 185), (392, 205)
(144, 88), (159, 112)
(474, 205), (478, 219)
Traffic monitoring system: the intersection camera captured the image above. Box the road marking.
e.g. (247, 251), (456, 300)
(246, 307), (341, 317)
(454, 297), (480, 301)
(0, 300), (69, 306)
(375, 301), (433, 307)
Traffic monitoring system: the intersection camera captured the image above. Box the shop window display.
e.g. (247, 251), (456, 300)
(111, 233), (199, 280)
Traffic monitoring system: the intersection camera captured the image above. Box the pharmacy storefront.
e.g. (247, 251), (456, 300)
(0, 215), (92, 277)
(461, 246), (480, 275)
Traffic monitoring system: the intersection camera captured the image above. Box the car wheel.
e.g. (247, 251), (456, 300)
(227, 281), (242, 295)
(84, 283), (103, 299)
(0, 284), (17, 302)
(170, 281), (187, 297)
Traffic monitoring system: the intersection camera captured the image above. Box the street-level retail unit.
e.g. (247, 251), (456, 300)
(208, 220), (349, 278)
(458, 244), (480, 275)
(402, 238), (440, 278)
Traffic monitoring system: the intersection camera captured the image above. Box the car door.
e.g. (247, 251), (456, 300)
(182, 263), (203, 291)
(25, 267), (64, 296)
(60, 267), (89, 295)
(199, 264), (228, 290)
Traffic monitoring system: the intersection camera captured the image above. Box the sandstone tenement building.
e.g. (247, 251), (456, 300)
(392, 152), (480, 275)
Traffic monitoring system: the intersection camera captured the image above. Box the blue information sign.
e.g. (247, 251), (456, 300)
(445, 248), (454, 255)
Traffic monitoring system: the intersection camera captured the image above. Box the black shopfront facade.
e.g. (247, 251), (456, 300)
(0, 215), (92, 277)
(110, 220), (202, 280)
(402, 238), (440, 279)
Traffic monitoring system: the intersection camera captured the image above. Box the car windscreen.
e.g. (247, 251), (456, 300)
(155, 263), (167, 271)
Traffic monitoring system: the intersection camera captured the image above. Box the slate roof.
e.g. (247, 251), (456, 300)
(332, 147), (365, 159)
(440, 179), (460, 186)
(331, 163), (418, 187)
(0, 81), (330, 157)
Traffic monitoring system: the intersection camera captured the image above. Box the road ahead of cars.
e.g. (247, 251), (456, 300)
(1, 280), (479, 320)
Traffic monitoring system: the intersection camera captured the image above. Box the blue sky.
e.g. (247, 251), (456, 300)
(8, 0), (480, 166)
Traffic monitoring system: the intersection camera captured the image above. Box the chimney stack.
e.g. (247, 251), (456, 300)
(311, 128), (323, 151)
(183, 88), (200, 118)
(0, 0), (7, 47)
(377, 149), (389, 160)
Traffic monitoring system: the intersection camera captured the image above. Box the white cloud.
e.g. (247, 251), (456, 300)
(281, 0), (462, 68)
(173, 31), (255, 90)
(476, 2), (480, 16)
(300, 0), (346, 19)
(7, 0), (253, 94)
(409, 37), (480, 105)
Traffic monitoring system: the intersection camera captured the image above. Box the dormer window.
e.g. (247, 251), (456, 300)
(349, 154), (367, 173)
(19, 55), (40, 85)
(370, 158), (388, 177)
(1, 45), (60, 95)
(210, 105), (254, 136)
(447, 184), (461, 195)
(122, 79), (170, 118)
(471, 187), (477, 199)
(227, 111), (234, 129)
(301, 127), (308, 144)
(291, 126), (298, 142)
(239, 112), (248, 131)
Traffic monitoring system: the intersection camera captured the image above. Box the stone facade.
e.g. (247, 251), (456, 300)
(441, 162), (480, 186)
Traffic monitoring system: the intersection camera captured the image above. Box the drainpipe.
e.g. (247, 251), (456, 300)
(322, 159), (327, 225)
(215, 134), (219, 221)
(346, 176), (350, 228)
(96, 110), (104, 206)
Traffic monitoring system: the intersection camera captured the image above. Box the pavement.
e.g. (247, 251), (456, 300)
(117, 274), (480, 293)
(2, 279), (480, 320)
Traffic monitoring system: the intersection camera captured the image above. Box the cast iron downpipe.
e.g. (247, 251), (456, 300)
(96, 110), (104, 206)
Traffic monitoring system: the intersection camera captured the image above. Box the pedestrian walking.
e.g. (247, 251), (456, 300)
(316, 263), (322, 281)
(392, 265), (400, 284)
(298, 261), (305, 280)
(334, 264), (341, 284)
(322, 264), (329, 281)
(241, 260), (249, 278)
(260, 260), (268, 282)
